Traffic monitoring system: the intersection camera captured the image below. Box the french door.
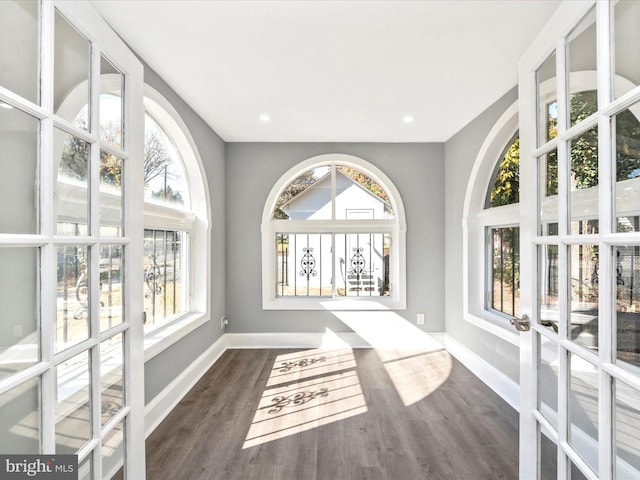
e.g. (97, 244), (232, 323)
(519, 1), (640, 479)
(0, 1), (144, 478)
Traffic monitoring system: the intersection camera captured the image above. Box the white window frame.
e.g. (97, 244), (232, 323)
(464, 71), (640, 345)
(463, 100), (521, 345)
(141, 86), (211, 360)
(262, 153), (406, 310)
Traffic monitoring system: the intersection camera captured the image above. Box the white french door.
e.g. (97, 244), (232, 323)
(0, 1), (144, 478)
(519, 1), (640, 479)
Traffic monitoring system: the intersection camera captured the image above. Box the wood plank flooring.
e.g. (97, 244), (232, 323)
(145, 348), (519, 480)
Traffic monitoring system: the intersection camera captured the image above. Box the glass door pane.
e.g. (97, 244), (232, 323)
(567, 8), (597, 127)
(54, 10), (90, 130)
(568, 352), (598, 473)
(0, 107), (39, 234)
(55, 130), (90, 236)
(0, 247), (40, 381)
(0, 377), (40, 454)
(55, 351), (92, 453)
(0, 0), (39, 104)
(614, 379), (640, 479)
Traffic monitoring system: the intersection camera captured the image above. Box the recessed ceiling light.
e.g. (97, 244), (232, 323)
(403, 115), (414, 123)
(259, 114), (270, 122)
(0, 101), (14, 110)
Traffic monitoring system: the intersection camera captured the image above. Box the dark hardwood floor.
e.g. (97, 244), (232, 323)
(145, 348), (519, 480)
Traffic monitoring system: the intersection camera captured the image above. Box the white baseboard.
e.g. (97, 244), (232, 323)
(144, 334), (229, 437)
(443, 334), (520, 411)
(144, 331), (518, 439)
(224, 331), (447, 350)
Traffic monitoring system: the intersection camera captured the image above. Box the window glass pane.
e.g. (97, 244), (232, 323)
(56, 351), (91, 454)
(100, 245), (123, 332)
(56, 245), (90, 352)
(489, 227), (520, 317)
(616, 245), (640, 369)
(537, 52), (557, 147)
(614, 103), (640, 232)
(144, 114), (188, 208)
(276, 233), (332, 296)
(570, 462), (590, 480)
(0, 247), (39, 381)
(540, 430), (558, 480)
(100, 57), (123, 148)
(485, 135), (519, 208)
(539, 149), (559, 236)
(56, 129), (89, 236)
(615, 1), (640, 99)
(336, 166), (394, 219)
(614, 379), (640, 479)
(100, 152), (123, 237)
(539, 337), (558, 430)
(335, 233), (389, 297)
(275, 165), (331, 220)
(101, 333), (123, 426)
(0, 0), (39, 104)
(568, 352), (599, 474)
(0, 377), (40, 454)
(568, 9), (597, 128)
(143, 230), (187, 332)
(102, 420), (124, 480)
(0, 106), (39, 234)
(54, 10), (90, 130)
(569, 245), (599, 350)
(78, 456), (92, 480)
(539, 244), (559, 332)
(570, 126), (599, 235)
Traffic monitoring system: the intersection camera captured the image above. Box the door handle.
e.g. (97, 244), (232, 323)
(510, 314), (530, 332)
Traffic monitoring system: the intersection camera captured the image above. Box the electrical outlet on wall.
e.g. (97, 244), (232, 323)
(416, 313), (425, 326)
(221, 316), (229, 329)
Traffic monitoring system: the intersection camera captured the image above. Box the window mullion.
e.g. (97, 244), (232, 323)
(331, 163), (336, 220)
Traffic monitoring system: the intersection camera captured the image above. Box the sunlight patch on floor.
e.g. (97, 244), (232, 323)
(266, 348), (357, 387)
(330, 310), (452, 406)
(243, 348), (367, 449)
(382, 349), (452, 406)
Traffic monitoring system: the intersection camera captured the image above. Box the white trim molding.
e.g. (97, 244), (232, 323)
(443, 334), (520, 411)
(144, 333), (229, 437)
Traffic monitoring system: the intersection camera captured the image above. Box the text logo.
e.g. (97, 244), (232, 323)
(0, 455), (77, 480)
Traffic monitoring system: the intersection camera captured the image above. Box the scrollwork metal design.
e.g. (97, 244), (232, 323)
(300, 247), (317, 279)
(350, 247), (366, 276)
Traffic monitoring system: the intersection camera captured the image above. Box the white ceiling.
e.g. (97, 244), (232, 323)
(91, 0), (561, 143)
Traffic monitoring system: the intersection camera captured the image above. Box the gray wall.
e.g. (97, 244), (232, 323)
(225, 143), (445, 335)
(444, 87), (521, 383)
(142, 66), (226, 402)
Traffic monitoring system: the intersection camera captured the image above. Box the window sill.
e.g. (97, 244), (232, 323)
(143, 312), (209, 361)
(263, 297), (407, 311)
(464, 310), (520, 346)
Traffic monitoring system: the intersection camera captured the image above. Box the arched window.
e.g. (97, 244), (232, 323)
(464, 75), (640, 342)
(485, 133), (520, 320)
(463, 99), (521, 342)
(64, 84), (210, 340)
(262, 154), (406, 310)
(141, 87), (211, 342)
